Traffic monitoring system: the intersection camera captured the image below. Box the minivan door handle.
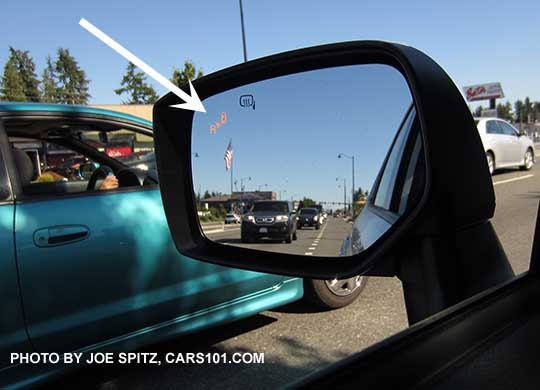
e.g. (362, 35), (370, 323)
(34, 225), (90, 247)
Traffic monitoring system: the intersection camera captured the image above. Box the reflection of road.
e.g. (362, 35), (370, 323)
(206, 217), (353, 257)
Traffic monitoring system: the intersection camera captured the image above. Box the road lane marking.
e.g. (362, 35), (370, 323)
(308, 247), (316, 250)
(305, 252), (313, 255)
(312, 243), (318, 246)
(492, 174), (534, 186)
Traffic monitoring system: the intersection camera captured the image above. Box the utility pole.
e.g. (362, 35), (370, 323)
(338, 153), (355, 216)
(336, 178), (347, 214)
(239, 0), (248, 62)
(344, 182), (347, 214)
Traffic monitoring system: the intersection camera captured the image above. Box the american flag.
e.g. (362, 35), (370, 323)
(224, 140), (233, 171)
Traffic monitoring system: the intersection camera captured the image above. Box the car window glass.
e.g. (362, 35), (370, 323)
(373, 109), (415, 211)
(499, 122), (518, 136)
(398, 131), (422, 215)
(79, 129), (155, 170)
(42, 143), (99, 182)
(486, 120), (502, 135)
(9, 130), (155, 196)
(8, 138), (98, 185)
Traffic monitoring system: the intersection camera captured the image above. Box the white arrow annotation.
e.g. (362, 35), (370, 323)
(79, 18), (205, 113)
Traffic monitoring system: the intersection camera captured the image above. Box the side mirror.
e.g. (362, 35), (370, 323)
(153, 41), (493, 280)
(519, 130), (527, 137)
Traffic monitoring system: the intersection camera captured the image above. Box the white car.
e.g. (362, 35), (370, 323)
(224, 213), (241, 224)
(475, 117), (535, 175)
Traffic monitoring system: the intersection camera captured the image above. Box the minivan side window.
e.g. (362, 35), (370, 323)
(373, 109), (416, 211)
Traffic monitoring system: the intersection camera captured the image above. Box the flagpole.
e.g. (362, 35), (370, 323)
(230, 139), (233, 210)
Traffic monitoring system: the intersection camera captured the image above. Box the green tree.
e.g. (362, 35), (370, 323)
(114, 62), (158, 104)
(55, 48), (90, 104)
(41, 55), (58, 103)
(533, 102), (540, 122)
(497, 101), (513, 121)
(0, 58), (26, 101)
(299, 197), (316, 208)
(515, 100), (525, 122)
(473, 105), (483, 117)
(353, 203), (365, 217)
(524, 97), (533, 122)
(354, 187), (367, 202)
(8, 47), (41, 101)
(171, 60), (203, 87)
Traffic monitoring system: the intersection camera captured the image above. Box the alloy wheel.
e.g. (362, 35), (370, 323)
(325, 276), (364, 297)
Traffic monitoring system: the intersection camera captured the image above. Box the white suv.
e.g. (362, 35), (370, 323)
(475, 117), (535, 175)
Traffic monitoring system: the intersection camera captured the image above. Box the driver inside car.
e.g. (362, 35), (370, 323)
(98, 174), (119, 190)
(36, 167), (119, 190)
(13, 148), (120, 191)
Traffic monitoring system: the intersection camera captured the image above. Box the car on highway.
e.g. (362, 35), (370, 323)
(224, 212), (241, 224)
(312, 204), (326, 223)
(0, 103), (365, 389)
(241, 200), (298, 243)
(297, 207), (322, 229)
(475, 117), (535, 174)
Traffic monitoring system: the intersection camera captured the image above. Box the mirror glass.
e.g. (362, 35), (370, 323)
(192, 64), (420, 257)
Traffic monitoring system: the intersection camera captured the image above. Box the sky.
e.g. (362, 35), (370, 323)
(1, 0), (539, 107)
(191, 64), (412, 204)
(1, 1), (539, 204)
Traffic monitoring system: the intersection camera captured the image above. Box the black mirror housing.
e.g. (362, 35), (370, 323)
(152, 41), (494, 280)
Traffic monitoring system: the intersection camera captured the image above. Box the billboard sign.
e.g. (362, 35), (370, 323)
(463, 82), (504, 102)
(106, 146), (132, 157)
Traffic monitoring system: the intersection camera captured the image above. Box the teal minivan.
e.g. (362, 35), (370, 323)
(0, 103), (363, 389)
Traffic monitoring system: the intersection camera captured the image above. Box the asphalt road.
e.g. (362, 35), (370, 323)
(206, 217), (352, 257)
(44, 164), (540, 390)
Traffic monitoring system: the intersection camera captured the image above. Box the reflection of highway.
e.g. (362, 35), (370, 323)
(206, 217), (353, 257)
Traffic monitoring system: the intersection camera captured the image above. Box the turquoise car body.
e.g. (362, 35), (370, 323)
(0, 103), (303, 389)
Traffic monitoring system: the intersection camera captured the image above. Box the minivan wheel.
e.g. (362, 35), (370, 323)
(303, 277), (368, 309)
(521, 149), (534, 171)
(486, 152), (495, 175)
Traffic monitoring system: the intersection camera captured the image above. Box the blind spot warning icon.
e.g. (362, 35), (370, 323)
(239, 94), (255, 110)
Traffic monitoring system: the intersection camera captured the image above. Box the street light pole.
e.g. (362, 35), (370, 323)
(336, 177), (346, 213)
(239, 176), (251, 192)
(239, 0), (248, 62)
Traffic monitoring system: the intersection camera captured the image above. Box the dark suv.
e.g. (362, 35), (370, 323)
(241, 200), (298, 243)
(297, 208), (321, 229)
